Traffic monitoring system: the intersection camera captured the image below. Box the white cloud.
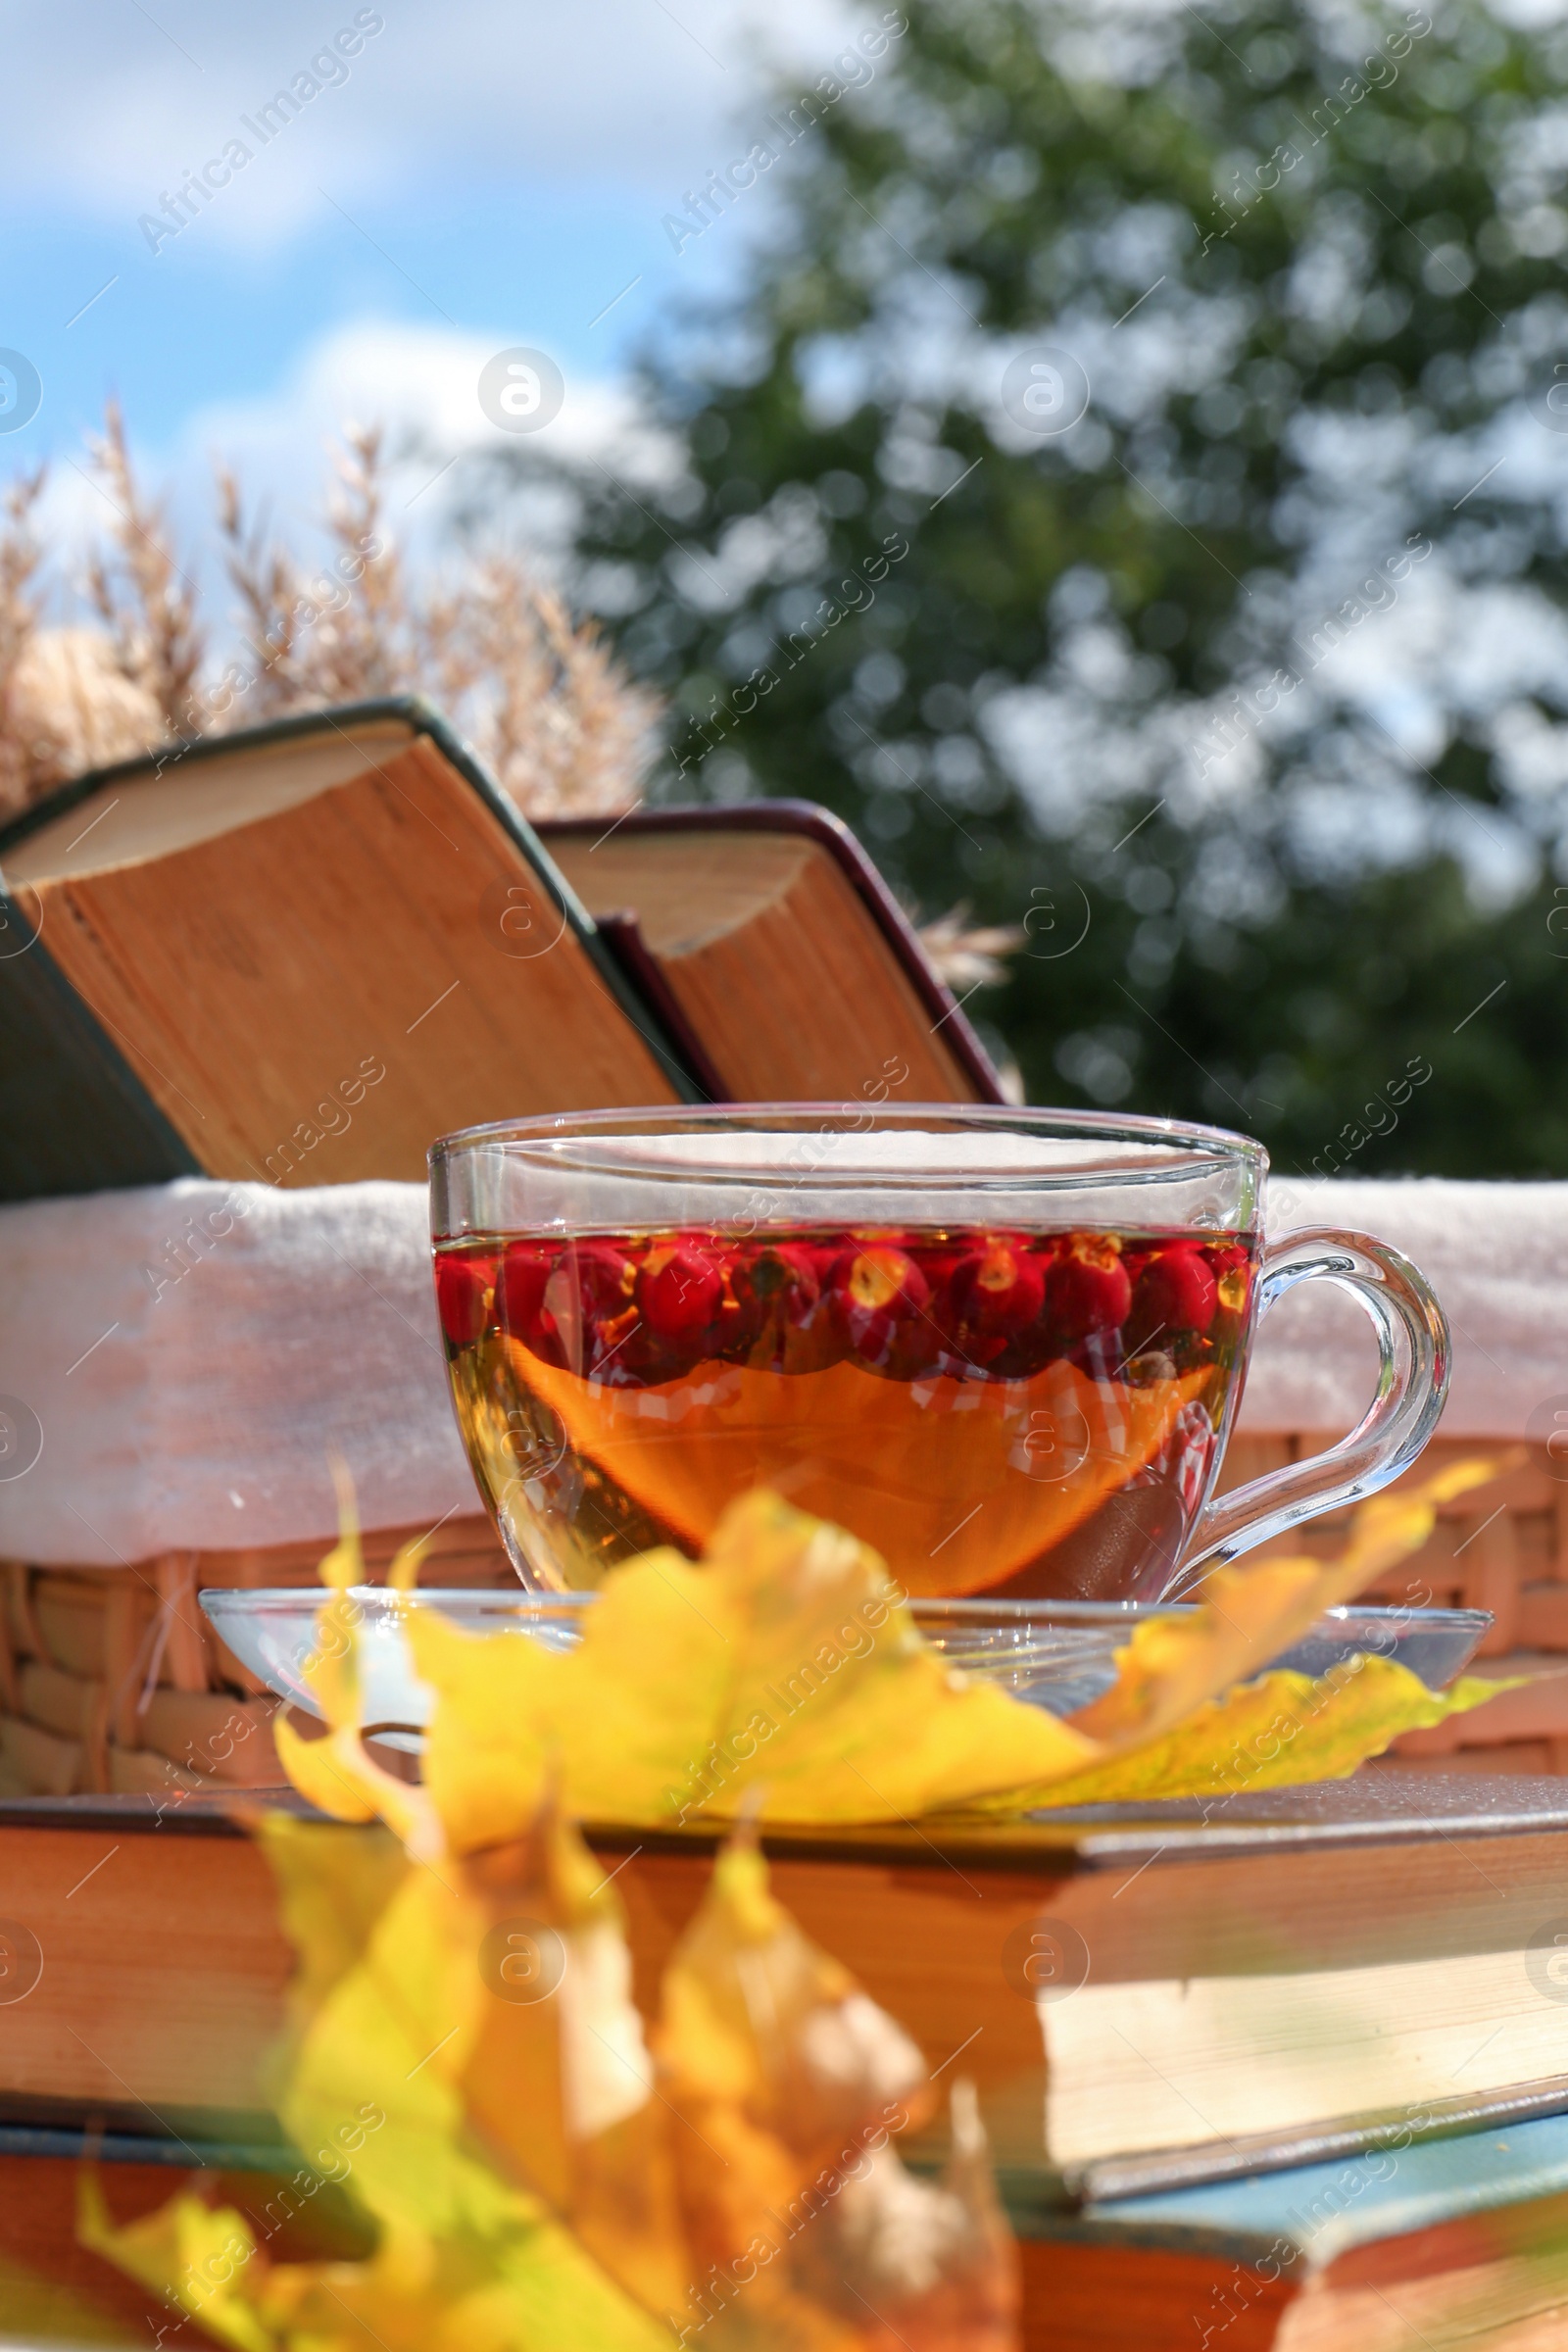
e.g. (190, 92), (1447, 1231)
(0, 0), (879, 246)
(31, 314), (682, 618)
(181, 314), (673, 483)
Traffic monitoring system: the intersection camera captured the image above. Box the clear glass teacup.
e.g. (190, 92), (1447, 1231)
(428, 1105), (1449, 1600)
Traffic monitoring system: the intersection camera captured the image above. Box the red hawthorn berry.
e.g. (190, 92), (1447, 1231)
(950, 1240), (1047, 1337)
(733, 1243), (823, 1327)
(637, 1242), (724, 1345)
(434, 1253), (491, 1348)
(829, 1244), (932, 1360)
(536, 1242), (637, 1370)
(1130, 1247), (1218, 1343)
(1045, 1244), (1132, 1343)
(1202, 1242), (1252, 1319)
(494, 1243), (559, 1342)
(564, 1243), (637, 1315)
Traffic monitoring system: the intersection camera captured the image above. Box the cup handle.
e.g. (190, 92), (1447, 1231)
(1164, 1227), (1452, 1595)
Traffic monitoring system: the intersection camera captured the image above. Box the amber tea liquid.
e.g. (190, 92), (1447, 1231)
(434, 1223), (1255, 1598)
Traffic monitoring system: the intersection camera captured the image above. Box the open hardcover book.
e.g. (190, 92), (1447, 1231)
(0, 698), (1003, 1200)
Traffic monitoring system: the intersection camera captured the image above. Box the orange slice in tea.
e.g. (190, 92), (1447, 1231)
(514, 1345), (1211, 1596)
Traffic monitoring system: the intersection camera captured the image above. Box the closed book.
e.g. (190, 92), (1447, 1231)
(12, 2119), (1568, 2349)
(1008, 2110), (1568, 2348)
(5, 1773), (1568, 2204)
(0, 700), (684, 1201)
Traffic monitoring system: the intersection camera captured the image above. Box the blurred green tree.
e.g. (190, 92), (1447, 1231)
(555, 0), (1568, 1176)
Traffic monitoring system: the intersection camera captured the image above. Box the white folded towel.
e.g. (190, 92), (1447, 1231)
(0, 1179), (472, 1567)
(1240, 1176), (1568, 1443)
(0, 1173), (1559, 1566)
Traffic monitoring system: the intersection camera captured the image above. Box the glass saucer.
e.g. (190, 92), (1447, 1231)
(911, 1598), (1492, 1718)
(202, 1588), (590, 1750)
(201, 1588), (1491, 1748)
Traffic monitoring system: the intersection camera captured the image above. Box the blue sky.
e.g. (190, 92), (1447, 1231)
(8, 0), (1568, 907)
(10, 184), (675, 446)
(0, 0), (859, 566)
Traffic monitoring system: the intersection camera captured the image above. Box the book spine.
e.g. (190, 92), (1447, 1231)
(593, 913), (729, 1101)
(0, 904), (203, 1200)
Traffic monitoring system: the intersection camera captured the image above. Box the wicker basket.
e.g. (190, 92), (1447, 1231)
(1216, 1435), (1568, 1775)
(0, 1514), (512, 1798)
(2, 1437), (1554, 1798)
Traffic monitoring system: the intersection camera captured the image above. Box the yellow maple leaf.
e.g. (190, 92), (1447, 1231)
(656, 1825), (1019, 2349)
(788, 2082), (1020, 2352)
(988, 1660), (1514, 1810)
(403, 1598), (561, 1852)
(264, 1826), (680, 2347)
(254, 1815), (408, 2107)
(452, 1795), (689, 2318)
(553, 1499), (1096, 1828)
(1073, 1456), (1504, 1746)
(277, 1460), (1512, 1839)
(257, 1798), (695, 2331)
(273, 1529), (442, 1853)
(260, 2226), (676, 2352)
(369, 1496), (1098, 1847)
(656, 1824), (931, 2190)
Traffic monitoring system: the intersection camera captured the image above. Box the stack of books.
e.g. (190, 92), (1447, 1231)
(1025, 2117), (1568, 2348)
(2, 1777), (1568, 2344)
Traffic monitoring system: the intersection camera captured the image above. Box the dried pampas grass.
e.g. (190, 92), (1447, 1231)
(9, 629), (165, 792)
(86, 400), (204, 743)
(0, 469), (54, 813)
(0, 410), (660, 824)
(0, 407), (1024, 1016)
(915, 904), (1026, 994)
(217, 426), (660, 818)
(914, 904), (1026, 1099)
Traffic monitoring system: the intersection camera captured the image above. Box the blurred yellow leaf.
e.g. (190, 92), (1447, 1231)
(453, 1795), (689, 2318)
(660, 1826), (931, 2159)
(258, 1816), (679, 2349)
(1333, 1455), (1520, 1586)
(78, 2176), (274, 2352)
(789, 2082), (1020, 2352)
(260, 2226), (676, 2352)
(256, 1816), (409, 2104)
(655, 1826), (1018, 2349)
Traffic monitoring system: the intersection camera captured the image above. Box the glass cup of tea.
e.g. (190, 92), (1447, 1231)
(428, 1106), (1449, 1601)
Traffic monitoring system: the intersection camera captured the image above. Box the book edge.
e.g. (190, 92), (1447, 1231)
(1063, 2077), (1568, 2207)
(8, 1785), (1568, 1858)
